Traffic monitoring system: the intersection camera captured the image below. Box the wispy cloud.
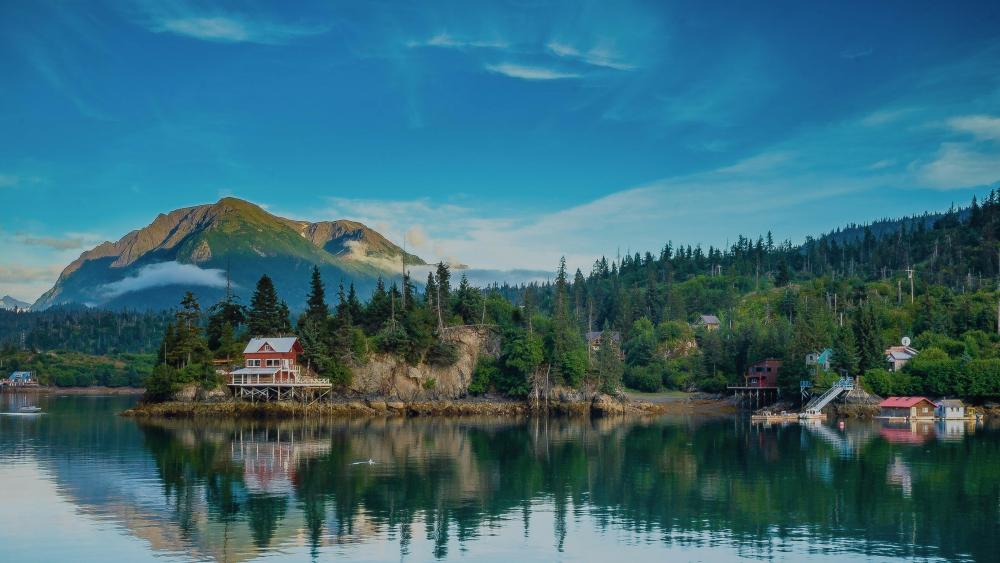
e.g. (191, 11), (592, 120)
(861, 108), (914, 127)
(485, 63), (580, 80)
(0, 174), (20, 188)
(841, 47), (874, 60)
(546, 41), (635, 70)
(406, 33), (508, 50)
(129, 1), (327, 46)
(153, 16), (325, 44)
(717, 151), (792, 175)
(868, 159), (896, 170)
(915, 114), (1000, 189)
(918, 142), (1000, 189)
(947, 114), (1000, 140)
(0, 264), (65, 283)
(313, 145), (893, 275)
(17, 235), (89, 251)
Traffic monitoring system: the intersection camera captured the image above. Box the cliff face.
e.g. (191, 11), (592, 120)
(349, 326), (501, 400)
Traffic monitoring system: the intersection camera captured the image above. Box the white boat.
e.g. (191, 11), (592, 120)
(18, 406), (42, 413)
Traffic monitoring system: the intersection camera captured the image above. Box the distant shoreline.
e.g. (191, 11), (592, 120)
(1, 386), (145, 395)
(122, 394), (735, 419)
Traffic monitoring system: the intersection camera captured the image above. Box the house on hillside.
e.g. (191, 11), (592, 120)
(885, 345), (919, 371)
(4, 371), (36, 387)
(936, 399), (965, 420)
(230, 337), (303, 384)
(586, 330), (621, 353)
(744, 359), (782, 388)
(695, 314), (721, 331)
(879, 396), (936, 419)
(805, 348), (833, 371)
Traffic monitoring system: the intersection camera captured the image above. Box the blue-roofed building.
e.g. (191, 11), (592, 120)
(805, 349), (833, 371)
(6, 371), (36, 386)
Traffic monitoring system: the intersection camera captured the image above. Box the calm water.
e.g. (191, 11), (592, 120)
(0, 394), (997, 562)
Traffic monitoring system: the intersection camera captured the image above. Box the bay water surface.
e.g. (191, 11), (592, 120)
(0, 393), (996, 562)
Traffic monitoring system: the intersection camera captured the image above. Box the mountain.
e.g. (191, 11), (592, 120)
(1, 295), (30, 311)
(32, 197), (425, 311)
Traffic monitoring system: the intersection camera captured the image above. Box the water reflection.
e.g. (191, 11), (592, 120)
(1, 395), (998, 562)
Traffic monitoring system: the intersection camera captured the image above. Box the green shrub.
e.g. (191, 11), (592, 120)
(143, 364), (179, 402)
(624, 364), (661, 392)
(468, 357), (500, 395)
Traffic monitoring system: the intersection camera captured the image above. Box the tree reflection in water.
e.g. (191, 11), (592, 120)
(132, 415), (1000, 562)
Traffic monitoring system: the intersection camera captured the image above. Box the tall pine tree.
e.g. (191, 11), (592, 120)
(248, 275), (281, 336)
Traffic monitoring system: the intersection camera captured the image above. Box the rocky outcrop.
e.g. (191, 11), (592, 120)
(348, 326), (500, 400)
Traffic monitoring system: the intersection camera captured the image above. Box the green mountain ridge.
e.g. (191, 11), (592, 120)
(32, 197), (425, 311)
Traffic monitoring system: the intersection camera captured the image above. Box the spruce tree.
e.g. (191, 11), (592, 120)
(278, 301), (292, 334)
(854, 301), (883, 373)
(347, 283), (362, 322)
(304, 266), (327, 325)
(335, 280), (349, 323)
(831, 323), (859, 377)
(364, 276), (391, 332)
(248, 275), (280, 336)
(425, 272), (437, 311)
(402, 272), (415, 312)
(299, 318), (330, 374)
(454, 274), (481, 324)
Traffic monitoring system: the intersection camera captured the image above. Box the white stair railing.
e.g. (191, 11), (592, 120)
(803, 377), (854, 414)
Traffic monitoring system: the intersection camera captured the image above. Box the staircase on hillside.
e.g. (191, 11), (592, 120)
(802, 377), (855, 415)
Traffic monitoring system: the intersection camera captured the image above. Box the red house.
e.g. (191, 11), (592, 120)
(745, 358), (781, 388)
(231, 337), (303, 383)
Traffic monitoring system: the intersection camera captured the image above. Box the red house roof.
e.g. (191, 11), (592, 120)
(879, 396), (935, 408)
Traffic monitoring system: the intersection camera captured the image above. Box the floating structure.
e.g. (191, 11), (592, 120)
(228, 337), (331, 402)
(2, 371), (38, 389)
(878, 396), (936, 420)
(936, 399), (965, 420)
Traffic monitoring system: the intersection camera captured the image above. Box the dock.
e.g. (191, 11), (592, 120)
(228, 371), (332, 402)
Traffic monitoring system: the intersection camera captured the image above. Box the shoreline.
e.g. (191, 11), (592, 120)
(122, 395), (737, 419)
(1, 386), (145, 395)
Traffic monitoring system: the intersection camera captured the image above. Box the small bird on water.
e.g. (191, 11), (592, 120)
(351, 459), (376, 465)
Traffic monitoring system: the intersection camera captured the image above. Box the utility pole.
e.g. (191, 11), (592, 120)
(897, 279), (902, 305)
(905, 267), (915, 304)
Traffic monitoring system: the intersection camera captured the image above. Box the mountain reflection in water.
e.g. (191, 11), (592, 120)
(0, 394), (997, 562)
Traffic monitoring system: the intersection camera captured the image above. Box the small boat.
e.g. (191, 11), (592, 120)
(18, 406), (42, 413)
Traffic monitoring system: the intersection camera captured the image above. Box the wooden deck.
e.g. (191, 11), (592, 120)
(227, 373), (332, 403)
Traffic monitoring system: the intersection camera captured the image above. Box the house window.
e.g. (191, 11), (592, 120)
(247, 359), (261, 367)
(265, 359), (280, 367)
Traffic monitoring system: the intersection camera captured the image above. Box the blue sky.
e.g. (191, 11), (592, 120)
(2, 0), (1000, 301)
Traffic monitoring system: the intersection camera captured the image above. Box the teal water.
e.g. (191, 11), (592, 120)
(0, 394), (997, 562)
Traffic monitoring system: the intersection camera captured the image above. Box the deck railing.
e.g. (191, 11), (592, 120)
(228, 367), (331, 386)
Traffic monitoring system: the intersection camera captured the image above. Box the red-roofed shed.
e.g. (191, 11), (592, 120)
(879, 396), (937, 419)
